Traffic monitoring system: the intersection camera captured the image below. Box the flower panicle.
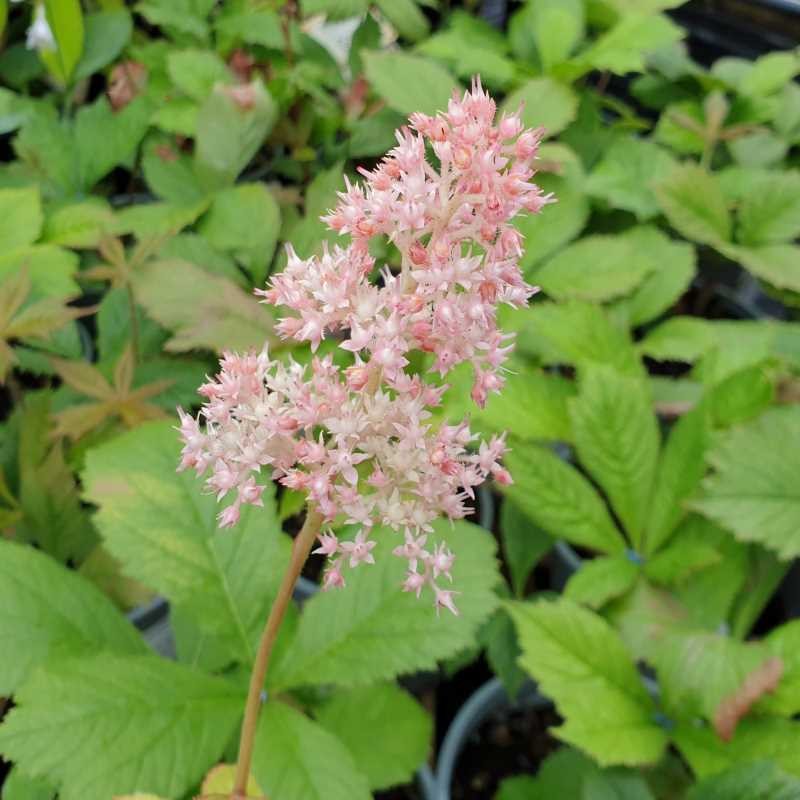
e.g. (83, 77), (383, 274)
(178, 79), (550, 613)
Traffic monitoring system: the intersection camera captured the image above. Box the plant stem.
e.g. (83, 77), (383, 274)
(125, 282), (140, 364)
(231, 506), (324, 799)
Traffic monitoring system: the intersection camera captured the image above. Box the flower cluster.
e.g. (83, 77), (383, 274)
(179, 79), (550, 613)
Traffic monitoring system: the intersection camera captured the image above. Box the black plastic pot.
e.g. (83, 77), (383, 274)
(431, 677), (551, 800)
(674, 0), (800, 61)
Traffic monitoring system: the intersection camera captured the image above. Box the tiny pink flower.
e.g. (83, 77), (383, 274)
(434, 587), (460, 617)
(402, 570), (427, 598)
(313, 531), (339, 556)
(322, 561), (346, 590)
(340, 530), (376, 568)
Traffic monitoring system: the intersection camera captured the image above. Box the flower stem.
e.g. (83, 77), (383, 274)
(231, 507), (324, 799)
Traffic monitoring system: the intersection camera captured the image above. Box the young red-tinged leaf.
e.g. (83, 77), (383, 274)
(50, 356), (114, 399)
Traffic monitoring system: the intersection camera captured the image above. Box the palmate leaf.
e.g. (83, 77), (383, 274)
(268, 520), (500, 690)
(253, 701), (370, 800)
(508, 598), (668, 766)
(0, 540), (144, 695)
(0, 654), (243, 800)
(691, 406), (800, 559)
(82, 420), (291, 664)
(315, 683), (432, 790)
(569, 366), (660, 550)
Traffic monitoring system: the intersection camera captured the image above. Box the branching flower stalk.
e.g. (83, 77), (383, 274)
(177, 79), (550, 798)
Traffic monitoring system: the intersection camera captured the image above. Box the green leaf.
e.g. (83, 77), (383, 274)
(167, 48), (231, 102)
(524, 301), (644, 378)
(0, 540), (144, 695)
(496, 775), (541, 800)
(198, 183), (281, 285)
(671, 516), (750, 631)
(736, 171), (800, 246)
(73, 10), (132, 81)
(644, 531), (721, 586)
(482, 609), (526, 698)
(675, 718), (800, 780)
(195, 79), (277, 188)
(0, 245), (78, 299)
(728, 131), (787, 169)
(691, 406), (800, 559)
(1, 767), (54, 800)
(501, 78), (578, 137)
(113, 199), (209, 239)
(533, 231), (656, 303)
(374, 0), (429, 42)
(302, 0), (368, 19)
(416, 30), (515, 91)
(645, 403), (709, 555)
(726, 243), (800, 293)
(564, 556), (639, 610)
(652, 628), (770, 722)
(709, 362), (775, 428)
(586, 136), (676, 220)
(516, 144), (589, 274)
(504, 445), (626, 555)
(508, 598), (668, 766)
(499, 746), (657, 799)
(0, 186), (42, 249)
(656, 163), (731, 246)
(0, 653), (243, 800)
(12, 108), (75, 195)
(654, 100), (705, 155)
(253, 701), (370, 800)
(614, 232), (696, 328)
(362, 51), (458, 116)
(637, 317), (774, 378)
(15, 403), (97, 562)
(740, 51), (800, 97)
(476, 368), (575, 442)
(136, 0), (208, 40)
(569, 366), (659, 549)
(761, 621), (800, 717)
(315, 684), (432, 790)
(214, 9), (283, 50)
(141, 139), (208, 206)
(349, 108), (405, 157)
(134, 259), (277, 353)
(82, 420), (291, 663)
(42, 198), (114, 248)
(687, 761), (800, 800)
(41, 0), (84, 85)
(531, 0), (584, 71)
(501, 499), (554, 596)
(572, 13), (683, 78)
(269, 520), (500, 690)
(74, 96), (150, 191)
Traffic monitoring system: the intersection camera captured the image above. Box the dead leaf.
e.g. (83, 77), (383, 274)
(713, 657), (784, 741)
(107, 60), (148, 111)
